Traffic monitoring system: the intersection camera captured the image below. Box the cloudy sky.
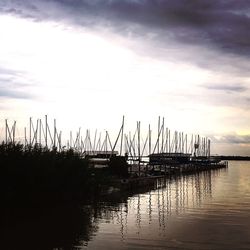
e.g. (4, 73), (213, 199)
(0, 0), (250, 155)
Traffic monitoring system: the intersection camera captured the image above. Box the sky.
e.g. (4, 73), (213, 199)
(0, 0), (250, 155)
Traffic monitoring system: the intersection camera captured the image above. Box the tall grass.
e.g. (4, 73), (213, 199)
(0, 142), (109, 205)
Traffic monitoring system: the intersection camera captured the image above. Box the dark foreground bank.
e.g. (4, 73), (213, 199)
(0, 142), (125, 207)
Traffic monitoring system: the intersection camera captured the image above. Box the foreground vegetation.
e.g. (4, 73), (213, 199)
(0, 142), (117, 206)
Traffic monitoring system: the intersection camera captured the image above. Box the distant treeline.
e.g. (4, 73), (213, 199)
(214, 155), (250, 161)
(0, 142), (122, 206)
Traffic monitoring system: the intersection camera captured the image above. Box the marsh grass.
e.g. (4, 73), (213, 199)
(0, 142), (115, 206)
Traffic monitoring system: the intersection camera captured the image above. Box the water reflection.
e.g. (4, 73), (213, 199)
(0, 205), (97, 250)
(3, 165), (250, 250)
(104, 169), (224, 237)
(0, 181), (163, 249)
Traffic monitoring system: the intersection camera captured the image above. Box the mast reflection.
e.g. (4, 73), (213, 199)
(106, 168), (226, 237)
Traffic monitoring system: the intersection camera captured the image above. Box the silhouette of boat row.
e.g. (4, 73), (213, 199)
(84, 150), (228, 177)
(2, 115), (228, 179)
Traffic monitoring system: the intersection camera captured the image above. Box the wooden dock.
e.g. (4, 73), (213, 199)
(115, 160), (228, 190)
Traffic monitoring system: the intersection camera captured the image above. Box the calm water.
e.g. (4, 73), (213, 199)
(2, 161), (250, 249)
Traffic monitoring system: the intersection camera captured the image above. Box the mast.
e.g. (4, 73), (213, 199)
(158, 116), (160, 153)
(45, 115), (48, 147)
(149, 124), (151, 155)
(120, 115), (125, 155)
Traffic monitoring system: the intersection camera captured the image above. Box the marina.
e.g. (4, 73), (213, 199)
(1, 115), (228, 182)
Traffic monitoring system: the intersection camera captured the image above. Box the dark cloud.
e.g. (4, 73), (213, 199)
(0, 67), (33, 99)
(0, 88), (31, 99)
(1, 0), (250, 58)
(211, 134), (250, 144)
(202, 83), (247, 92)
(1, 0), (250, 79)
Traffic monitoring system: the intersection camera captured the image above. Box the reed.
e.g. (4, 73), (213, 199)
(0, 142), (114, 206)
